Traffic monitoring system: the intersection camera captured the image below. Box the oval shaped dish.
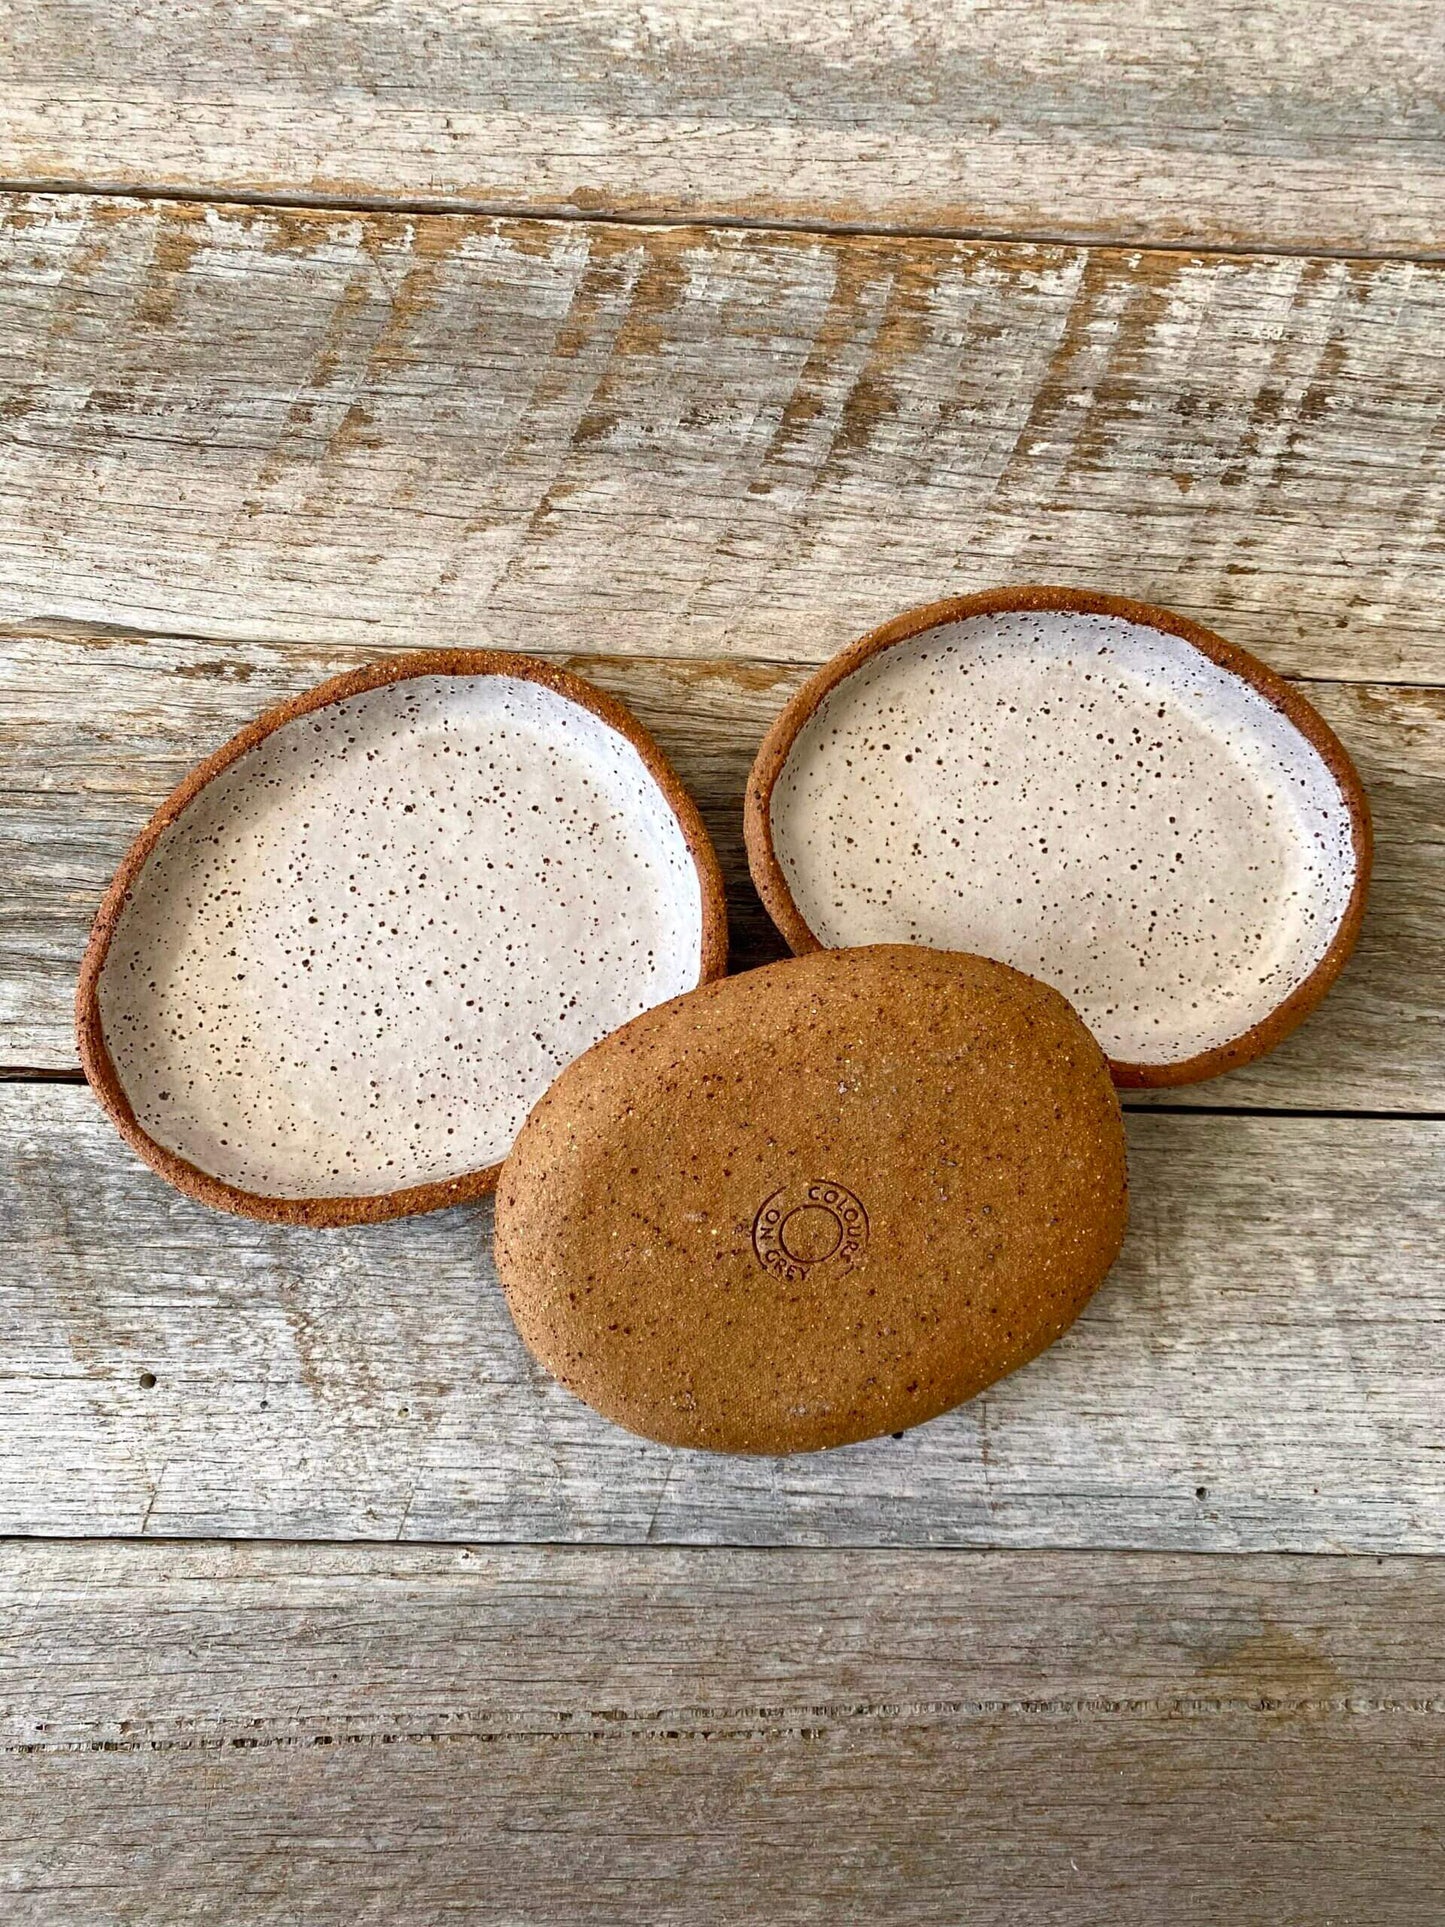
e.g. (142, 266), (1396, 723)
(745, 588), (1370, 1086)
(497, 945), (1128, 1455)
(79, 651), (727, 1223)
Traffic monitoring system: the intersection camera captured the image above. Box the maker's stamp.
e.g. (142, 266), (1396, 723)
(752, 1180), (869, 1284)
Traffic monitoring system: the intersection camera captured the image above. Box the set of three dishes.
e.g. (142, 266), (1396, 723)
(79, 589), (1371, 1455)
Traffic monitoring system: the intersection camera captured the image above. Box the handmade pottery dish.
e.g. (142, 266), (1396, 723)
(496, 945), (1128, 1454)
(745, 588), (1371, 1086)
(78, 652), (727, 1224)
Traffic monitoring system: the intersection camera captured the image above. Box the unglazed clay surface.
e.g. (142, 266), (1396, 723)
(768, 612), (1358, 1066)
(97, 674), (704, 1197)
(497, 947), (1128, 1454)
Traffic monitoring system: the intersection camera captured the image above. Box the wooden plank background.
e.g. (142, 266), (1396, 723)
(1, 2), (1442, 1917)
(4, 1088), (1442, 1549)
(4, 1541), (1445, 1925)
(0, 1), (1441, 253)
(1, 198), (1443, 681)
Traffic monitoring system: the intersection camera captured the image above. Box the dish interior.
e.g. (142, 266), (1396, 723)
(768, 611), (1357, 1066)
(98, 674), (704, 1197)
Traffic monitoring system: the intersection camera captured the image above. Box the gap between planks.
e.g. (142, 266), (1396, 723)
(4, 176), (1445, 269)
(7, 1075), (1445, 1124)
(5, 1539), (1444, 1734)
(4, 625), (1445, 695)
(0, 1529), (1440, 1560)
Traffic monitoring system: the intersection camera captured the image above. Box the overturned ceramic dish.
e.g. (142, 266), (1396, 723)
(78, 652), (727, 1224)
(746, 588), (1371, 1086)
(497, 946), (1128, 1455)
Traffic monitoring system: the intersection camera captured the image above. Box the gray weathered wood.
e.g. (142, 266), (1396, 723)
(2, 1085), (1441, 1550)
(12, 1540), (1445, 1740)
(1, 633), (1439, 1102)
(3, 1540), (1443, 1923)
(1, 197), (1444, 680)
(9, 1715), (1439, 1926)
(1, 2), (1442, 254)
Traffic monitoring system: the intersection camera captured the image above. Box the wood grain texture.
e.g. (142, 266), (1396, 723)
(2, 1085), (1441, 1550)
(14, 1540), (1445, 1741)
(2, 196), (1444, 679)
(2, 632), (1438, 1106)
(1, 2), (1442, 254)
(3, 1541), (1444, 1923)
(2, 22), (1441, 1906)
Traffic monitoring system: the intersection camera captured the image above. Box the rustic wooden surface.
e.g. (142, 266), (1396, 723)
(4, 1541), (1445, 1925)
(2, 4), (1443, 1918)
(4, 1086), (1442, 1551)
(2, 197), (1445, 681)
(1, 2), (1442, 254)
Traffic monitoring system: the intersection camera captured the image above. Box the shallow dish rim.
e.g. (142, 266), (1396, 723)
(743, 585), (1371, 1088)
(77, 649), (729, 1224)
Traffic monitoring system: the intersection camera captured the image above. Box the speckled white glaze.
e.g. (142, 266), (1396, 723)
(769, 611), (1357, 1066)
(97, 674), (705, 1197)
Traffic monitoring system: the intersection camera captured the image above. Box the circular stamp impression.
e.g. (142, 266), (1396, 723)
(752, 1179), (869, 1284)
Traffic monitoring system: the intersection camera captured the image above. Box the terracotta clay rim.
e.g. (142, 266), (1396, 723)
(77, 649), (729, 1226)
(744, 586), (1372, 1088)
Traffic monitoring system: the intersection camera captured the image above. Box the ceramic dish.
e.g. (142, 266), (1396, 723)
(78, 651), (727, 1223)
(497, 946), (1127, 1454)
(745, 588), (1370, 1085)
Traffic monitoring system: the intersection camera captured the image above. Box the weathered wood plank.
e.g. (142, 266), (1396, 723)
(1, 2), (1442, 254)
(1, 197), (1444, 679)
(10, 1718), (1441, 1927)
(12, 1541), (1445, 1741)
(2, 632), (1439, 1106)
(2, 1087), (1441, 1549)
(3, 1541), (1443, 1923)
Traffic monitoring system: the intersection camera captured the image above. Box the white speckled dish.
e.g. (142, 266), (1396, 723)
(746, 589), (1370, 1086)
(78, 652), (727, 1223)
